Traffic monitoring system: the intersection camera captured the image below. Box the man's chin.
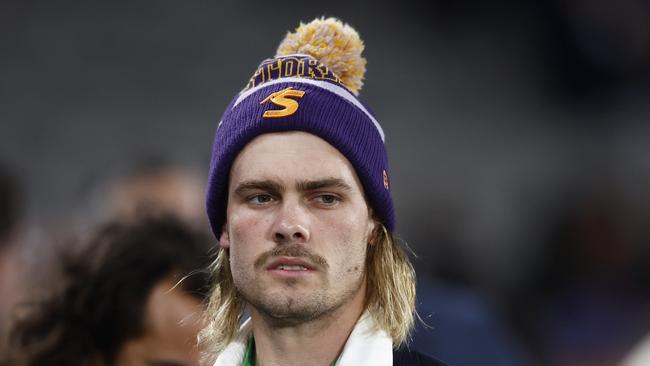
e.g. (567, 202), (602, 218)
(250, 295), (329, 326)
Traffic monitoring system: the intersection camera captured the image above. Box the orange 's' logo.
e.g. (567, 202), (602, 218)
(260, 87), (305, 118)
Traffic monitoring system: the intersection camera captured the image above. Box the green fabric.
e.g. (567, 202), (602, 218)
(242, 336), (338, 366)
(242, 336), (255, 366)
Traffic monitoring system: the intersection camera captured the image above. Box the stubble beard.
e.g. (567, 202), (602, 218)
(233, 262), (366, 328)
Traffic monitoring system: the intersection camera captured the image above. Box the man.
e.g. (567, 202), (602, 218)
(200, 17), (446, 366)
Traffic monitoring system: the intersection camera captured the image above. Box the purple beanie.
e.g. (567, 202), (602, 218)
(206, 32), (394, 240)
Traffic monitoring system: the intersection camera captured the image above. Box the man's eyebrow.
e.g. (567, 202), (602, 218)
(233, 180), (284, 196)
(296, 178), (353, 192)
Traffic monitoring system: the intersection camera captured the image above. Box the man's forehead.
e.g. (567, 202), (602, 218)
(233, 132), (345, 160)
(230, 133), (359, 180)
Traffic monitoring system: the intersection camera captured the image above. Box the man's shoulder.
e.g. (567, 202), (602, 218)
(393, 346), (448, 366)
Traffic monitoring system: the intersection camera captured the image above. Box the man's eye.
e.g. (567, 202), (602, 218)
(316, 194), (339, 205)
(249, 194), (274, 204)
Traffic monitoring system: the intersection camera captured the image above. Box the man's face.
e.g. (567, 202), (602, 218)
(221, 131), (375, 324)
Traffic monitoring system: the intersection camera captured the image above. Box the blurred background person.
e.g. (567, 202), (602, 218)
(412, 271), (531, 366)
(507, 187), (650, 366)
(3, 216), (212, 366)
(622, 333), (650, 366)
(0, 161), (25, 349)
(100, 157), (208, 229)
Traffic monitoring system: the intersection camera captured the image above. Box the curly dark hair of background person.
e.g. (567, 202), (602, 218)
(3, 215), (213, 366)
(0, 162), (22, 245)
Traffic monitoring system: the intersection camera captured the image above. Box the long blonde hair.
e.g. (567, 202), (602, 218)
(198, 225), (417, 363)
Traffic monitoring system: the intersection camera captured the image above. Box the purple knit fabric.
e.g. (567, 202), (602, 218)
(206, 56), (393, 239)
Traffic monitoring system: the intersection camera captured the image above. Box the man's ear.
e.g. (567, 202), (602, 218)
(367, 210), (378, 246)
(219, 223), (231, 249)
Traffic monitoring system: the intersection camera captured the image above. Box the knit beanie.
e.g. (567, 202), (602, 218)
(206, 17), (393, 239)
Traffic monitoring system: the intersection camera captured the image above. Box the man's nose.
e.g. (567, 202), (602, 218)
(271, 201), (310, 244)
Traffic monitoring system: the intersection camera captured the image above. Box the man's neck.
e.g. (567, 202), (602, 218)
(249, 291), (366, 366)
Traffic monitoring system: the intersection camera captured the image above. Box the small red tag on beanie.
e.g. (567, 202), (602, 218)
(383, 170), (389, 189)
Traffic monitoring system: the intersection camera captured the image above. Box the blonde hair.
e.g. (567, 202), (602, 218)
(198, 225), (417, 363)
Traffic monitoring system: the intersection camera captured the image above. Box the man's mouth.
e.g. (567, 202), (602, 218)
(273, 264), (309, 271)
(266, 257), (317, 273)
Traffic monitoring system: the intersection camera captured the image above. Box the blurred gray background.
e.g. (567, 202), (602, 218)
(2, 1), (650, 364)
